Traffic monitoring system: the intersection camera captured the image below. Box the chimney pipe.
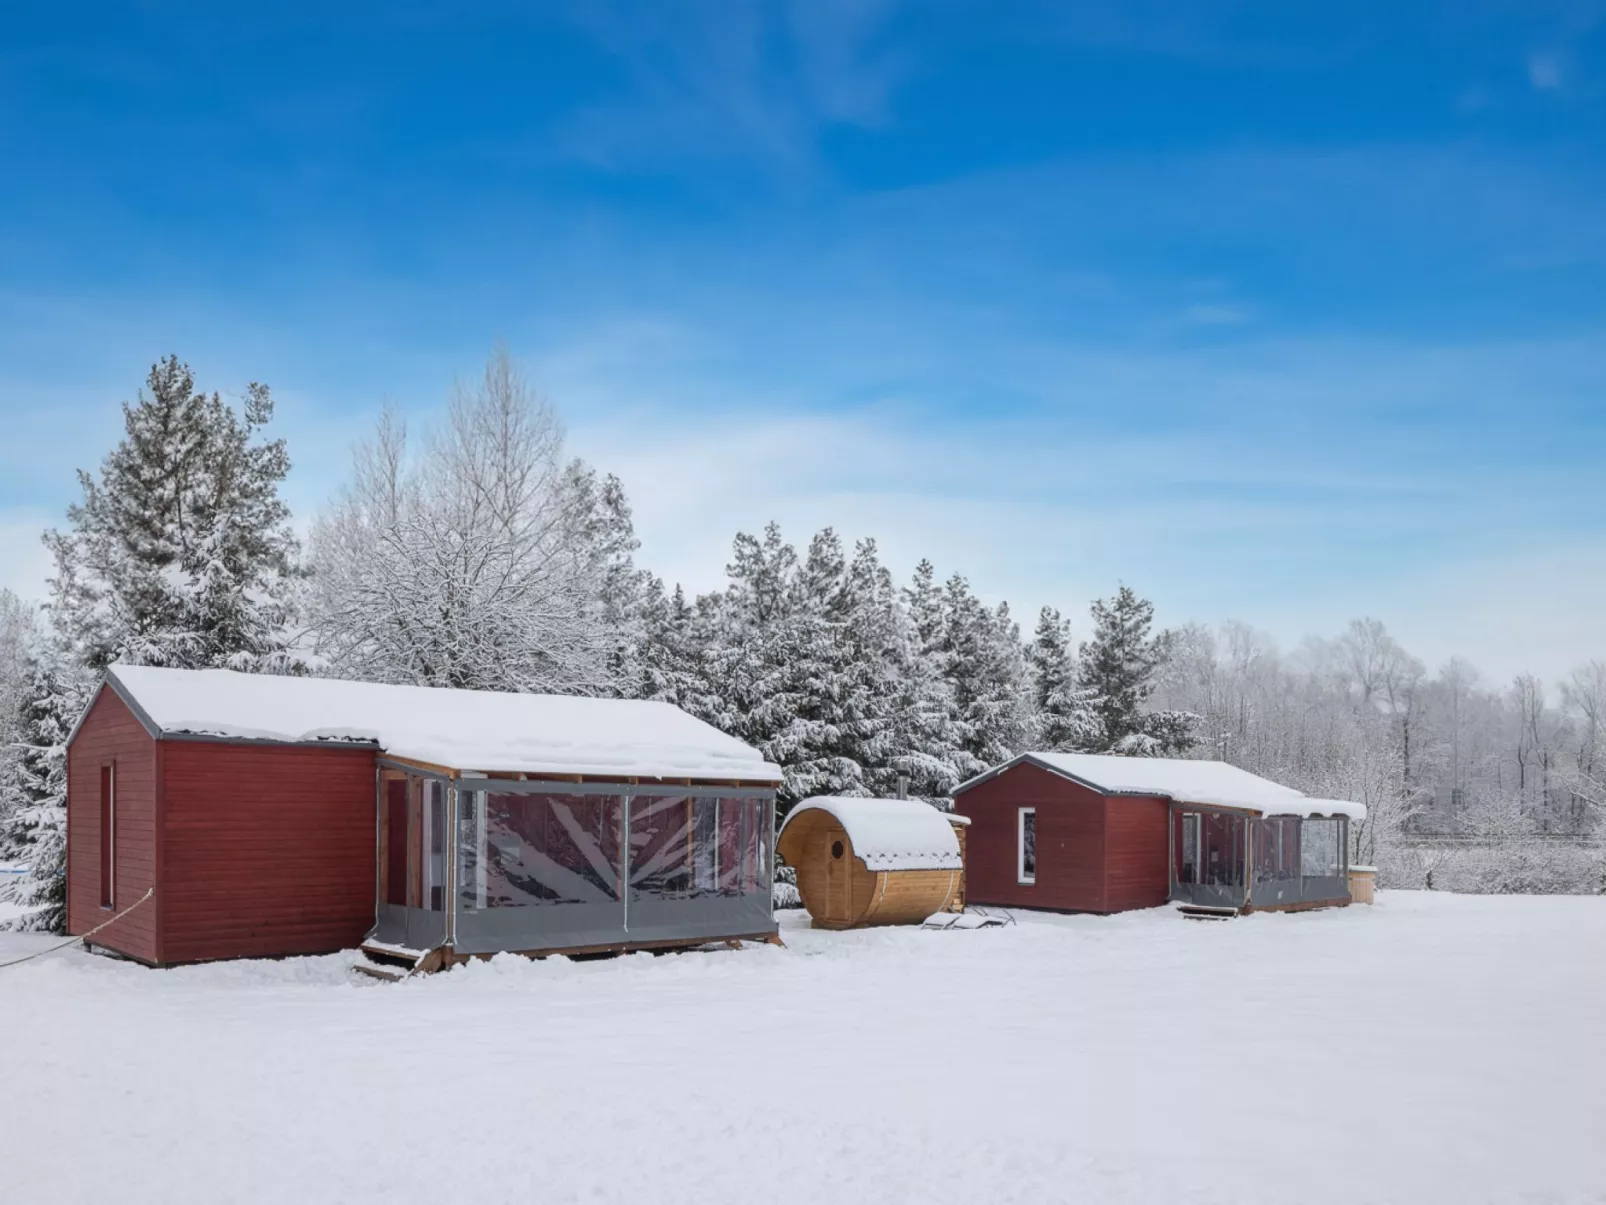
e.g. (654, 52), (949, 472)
(896, 773), (909, 801)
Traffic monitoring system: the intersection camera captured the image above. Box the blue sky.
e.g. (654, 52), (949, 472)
(3, 1), (1604, 683)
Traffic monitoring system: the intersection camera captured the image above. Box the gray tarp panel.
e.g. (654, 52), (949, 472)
(452, 788), (775, 956)
(372, 902), (409, 946)
(1171, 808), (1249, 909)
(372, 902), (446, 950)
(1172, 811), (1353, 910)
(1174, 881), (1245, 910)
(1288, 875), (1349, 904)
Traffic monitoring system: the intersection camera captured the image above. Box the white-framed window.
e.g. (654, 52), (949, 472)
(1018, 807), (1036, 885)
(100, 762), (116, 909)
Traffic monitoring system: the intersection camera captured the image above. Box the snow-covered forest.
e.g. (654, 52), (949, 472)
(3, 350), (1602, 928)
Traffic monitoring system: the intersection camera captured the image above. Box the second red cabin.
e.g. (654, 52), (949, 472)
(953, 752), (1365, 916)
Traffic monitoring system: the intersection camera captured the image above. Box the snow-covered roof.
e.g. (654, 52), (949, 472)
(1264, 797), (1368, 821)
(95, 665), (783, 784)
(954, 752), (1365, 819)
(780, 797), (964, 872)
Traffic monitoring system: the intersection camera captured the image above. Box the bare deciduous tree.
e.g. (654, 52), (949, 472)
(307, 346), (637, 695)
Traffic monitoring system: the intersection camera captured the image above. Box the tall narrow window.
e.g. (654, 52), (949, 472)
(423, 780), (447, 912)
(1177, 812), (1199, 885)
(1018, 807), (1036, 885)
(99, 764), (115, 908)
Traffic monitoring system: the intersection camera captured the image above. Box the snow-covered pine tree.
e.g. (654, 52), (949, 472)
(0, 657), (89, 932)
(717, 526), (867, 806)
(1027, 605), (1101, 751)
(939, 574), (1028, 779)
(722, 522), (799, 634)
(727, 615), (865, 806)
(631, 578), (681, 702)
(634, 582), (730, 727)
(981, 599), (1031, 761)
(895, 560), (966, 799)
(0, 590), (38, 851)
(1079, 584), (1198, 755)
(905, 558), (945, 654)
(564, 464), (652, 698)
(828, 537), (904, 796)
(44, 358), (301, 672)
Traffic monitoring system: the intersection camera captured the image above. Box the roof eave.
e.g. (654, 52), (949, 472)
(70, 666), (784, 785)
(65, 667), (164, 748)
(952, 752), (1119, 798)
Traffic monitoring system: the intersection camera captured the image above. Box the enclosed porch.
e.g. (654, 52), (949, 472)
(1169, 804), (1354, 914)
(371, 764), (777, 971)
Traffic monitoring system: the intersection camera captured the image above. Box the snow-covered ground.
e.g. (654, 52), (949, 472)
(0, 899), (33, 926)
(0, 864), (33, 927)
(1, 892), (1602, 1205)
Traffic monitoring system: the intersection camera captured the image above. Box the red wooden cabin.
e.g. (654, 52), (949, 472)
(953, 753), (1364, 916)
(65, 665), (781, 968)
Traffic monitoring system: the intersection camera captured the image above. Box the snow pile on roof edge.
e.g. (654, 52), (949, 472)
(1261, 797), (1368, 820)
(781, 797), (963, 872)
(960, 752), (1366, 819)
(102, 665), (782, 783)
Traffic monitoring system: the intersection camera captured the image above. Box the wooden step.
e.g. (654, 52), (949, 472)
(1177, 903), (1240, 921)
(354, 958), (411, 982)
(355, 941), (447, 981)
(361, 939), (426, 963)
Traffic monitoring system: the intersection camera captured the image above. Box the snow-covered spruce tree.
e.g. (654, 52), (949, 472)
(895, 560), (966, 799)
(793, 532), (923, 800)
(722, 522), (799, 634)
(633, 582), (710, 709)
(939, 574), (1028, 780)
(0, 657), (90, 932)
(44, 357), (301, 672)
(664, 526), (924, 810)
(0, 590), (39, 854)
(1026, 606), (1101, 752)
(723, 615), (868, 806)
(308, 347), (634, 694)
(701, 527), (868, 807)
(564, 464), (653, 699)
(1079, 584), (1197, 755)
(834, 538), (918, 798)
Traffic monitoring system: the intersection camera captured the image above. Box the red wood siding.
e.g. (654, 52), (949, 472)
(1103, 795), (1172, 912)
(956, 762), (1174, 914)
(955, 762), (1110, 912)
(161, 742), (377, 963)
(67, 687), (159, 962)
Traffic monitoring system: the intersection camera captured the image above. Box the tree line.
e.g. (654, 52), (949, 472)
(3, 349), (1602, 929)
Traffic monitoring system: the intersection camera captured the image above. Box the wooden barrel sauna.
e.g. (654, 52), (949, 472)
(1348, 865), (1377, 905)
(777, 797), (966, 929)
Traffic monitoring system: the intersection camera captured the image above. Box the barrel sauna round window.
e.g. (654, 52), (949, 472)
(831, 840), (844, 858)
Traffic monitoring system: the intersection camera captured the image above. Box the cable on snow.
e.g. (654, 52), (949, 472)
(0, 886), (154, 970)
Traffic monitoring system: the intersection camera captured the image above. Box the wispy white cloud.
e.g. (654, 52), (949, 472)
(0, 513), (54, 604)
(542, 319), (1606, 685)
(1528, 51), (1565, 89)
(4, 316), (1602, 684)
(1180, 303), (1252, 326)
(3, 137), (1603, 684)
(550, 0), (905, 176)
(1366, 541), (1606, 688)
